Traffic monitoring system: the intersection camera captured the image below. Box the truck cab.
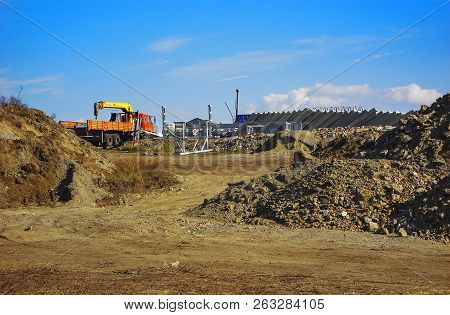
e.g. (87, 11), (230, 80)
(138, 113), (156, 133)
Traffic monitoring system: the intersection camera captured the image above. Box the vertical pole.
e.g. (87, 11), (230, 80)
(182, 122), (186, 153)
(208, 104), (212, 139)
(136, 111), (140, 141)
(162, 106), (166, 137)
(205, 121), (209, 150)
(235, 89), (239, 123)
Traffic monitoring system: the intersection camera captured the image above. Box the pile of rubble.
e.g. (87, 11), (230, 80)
(194, 159), (447, 241)
(192, 94), (449, 242)
(374, 94), (449, 165)
(253, 130), (318, 153)
(312, 126), (392, 158)
(392, 175), (449, 242)
(210, 134), (271, 153)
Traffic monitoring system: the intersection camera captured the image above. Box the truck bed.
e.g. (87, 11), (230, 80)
(86, 120), (133, 132)
(59, 120), (133, 132)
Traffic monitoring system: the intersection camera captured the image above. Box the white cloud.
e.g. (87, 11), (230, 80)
(259, 83), (441, 112)
(262, 93), (290, 110)
(0, 74), (63, 96)
(313, 83), (373, 96)
(292, 34), (374, 48)
(149, 36), (194, 52)
(369, 50), (403, 60)
(244, 102), (257, 114)
(23, 86), (63, 96)
(214, 75), (251, 83)
(118, 59), (169, 73)
(169, 50), (297, 79)
(384, 83), (441, 104)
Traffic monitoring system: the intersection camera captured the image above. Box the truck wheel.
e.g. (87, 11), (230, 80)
(103, 135), (113, 149)
(102, 136), (108, 149)
(113, 135), (121, 147)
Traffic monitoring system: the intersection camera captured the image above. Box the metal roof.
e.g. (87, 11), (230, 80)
(239, 108), (407, 133)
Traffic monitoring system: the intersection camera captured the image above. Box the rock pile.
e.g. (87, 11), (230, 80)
(210, 134), (271, 153)
(392, 175), (449, 242)
(313, 126), (392, 158)
(374, 94), (449, 164)
(193, 159), (447, 241)
(192, 94), (449, 242)
(254, 130), (318, 153)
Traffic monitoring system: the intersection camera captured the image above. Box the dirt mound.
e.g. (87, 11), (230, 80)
(210, 134), (271, 153)
(374, 93), (449, 164)
(392, 175), (449, 242)
(192, 158), (448, 242)
(103, 158), (181, 195)
(0, 102), (112, 208)
(254, 130), (318, 153)
(313, 126), (391, 158)
(119, 138), (175, 155)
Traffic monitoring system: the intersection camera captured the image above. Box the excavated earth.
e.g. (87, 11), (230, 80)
(374, 94), (449, 164)
(0, 95), (448, 294)
(192, 94), (450, 243)
(0, 104), (112, 208)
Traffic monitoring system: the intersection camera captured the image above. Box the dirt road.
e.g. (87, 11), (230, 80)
(0, 153), (448, 294)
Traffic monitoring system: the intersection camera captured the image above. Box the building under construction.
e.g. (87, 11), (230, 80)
(238, 107), (411, 134)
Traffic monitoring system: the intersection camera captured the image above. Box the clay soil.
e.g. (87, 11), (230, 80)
(0, 152), (449, 294)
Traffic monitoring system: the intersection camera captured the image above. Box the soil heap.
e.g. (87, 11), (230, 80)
(313, 126), (392, 158)
(194, 159), (447, 241)
(119, 138), (174, 155)
(392, 175), (449, 242)
(193, 94), (449, 242)
(374, 93), (449, 164)
(210, 134), (271, 153)
(0, 102), (112, 208)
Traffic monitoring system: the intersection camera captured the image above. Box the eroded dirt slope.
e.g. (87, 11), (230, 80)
(0, 104), (112, 208)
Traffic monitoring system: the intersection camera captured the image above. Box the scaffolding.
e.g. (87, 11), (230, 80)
(162, 105), (213, 155)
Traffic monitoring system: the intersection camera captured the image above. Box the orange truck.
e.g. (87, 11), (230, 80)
(59, 101), (158, 148)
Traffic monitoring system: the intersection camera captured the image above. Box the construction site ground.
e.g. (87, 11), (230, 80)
(0, 152), (449, 294)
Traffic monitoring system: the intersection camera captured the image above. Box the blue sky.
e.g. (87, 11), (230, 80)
(1, 0), (449, 125)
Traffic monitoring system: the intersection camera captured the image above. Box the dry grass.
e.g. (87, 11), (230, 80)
(106, 157), (180, 194)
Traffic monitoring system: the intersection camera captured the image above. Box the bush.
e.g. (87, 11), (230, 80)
(0, 95), (26, 107)
(106, 158), (180, 193)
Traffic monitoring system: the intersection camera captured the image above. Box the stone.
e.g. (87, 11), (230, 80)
(379, 149), (389, 156)
(366, 221), (379, 232)
(392, 184), (403, 194)
(397, 227), (408, 237)
(384, 224), (395, 234)
(400, 134), (413, 143)
(293, 150), (311, 167)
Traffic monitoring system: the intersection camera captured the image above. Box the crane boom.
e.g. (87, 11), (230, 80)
(94, 100), (134, 118)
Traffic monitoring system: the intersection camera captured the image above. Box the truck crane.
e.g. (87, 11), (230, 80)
(59, 100), (158, 148)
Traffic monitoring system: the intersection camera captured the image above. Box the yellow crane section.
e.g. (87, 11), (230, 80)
(94, 100), (133, 115)
(94, 100), (134, 122)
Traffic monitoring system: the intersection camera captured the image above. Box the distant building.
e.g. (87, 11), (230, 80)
(236, 114), (251, 124)
(239, 107), (412, 134)
(174, 118), (237, 138)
